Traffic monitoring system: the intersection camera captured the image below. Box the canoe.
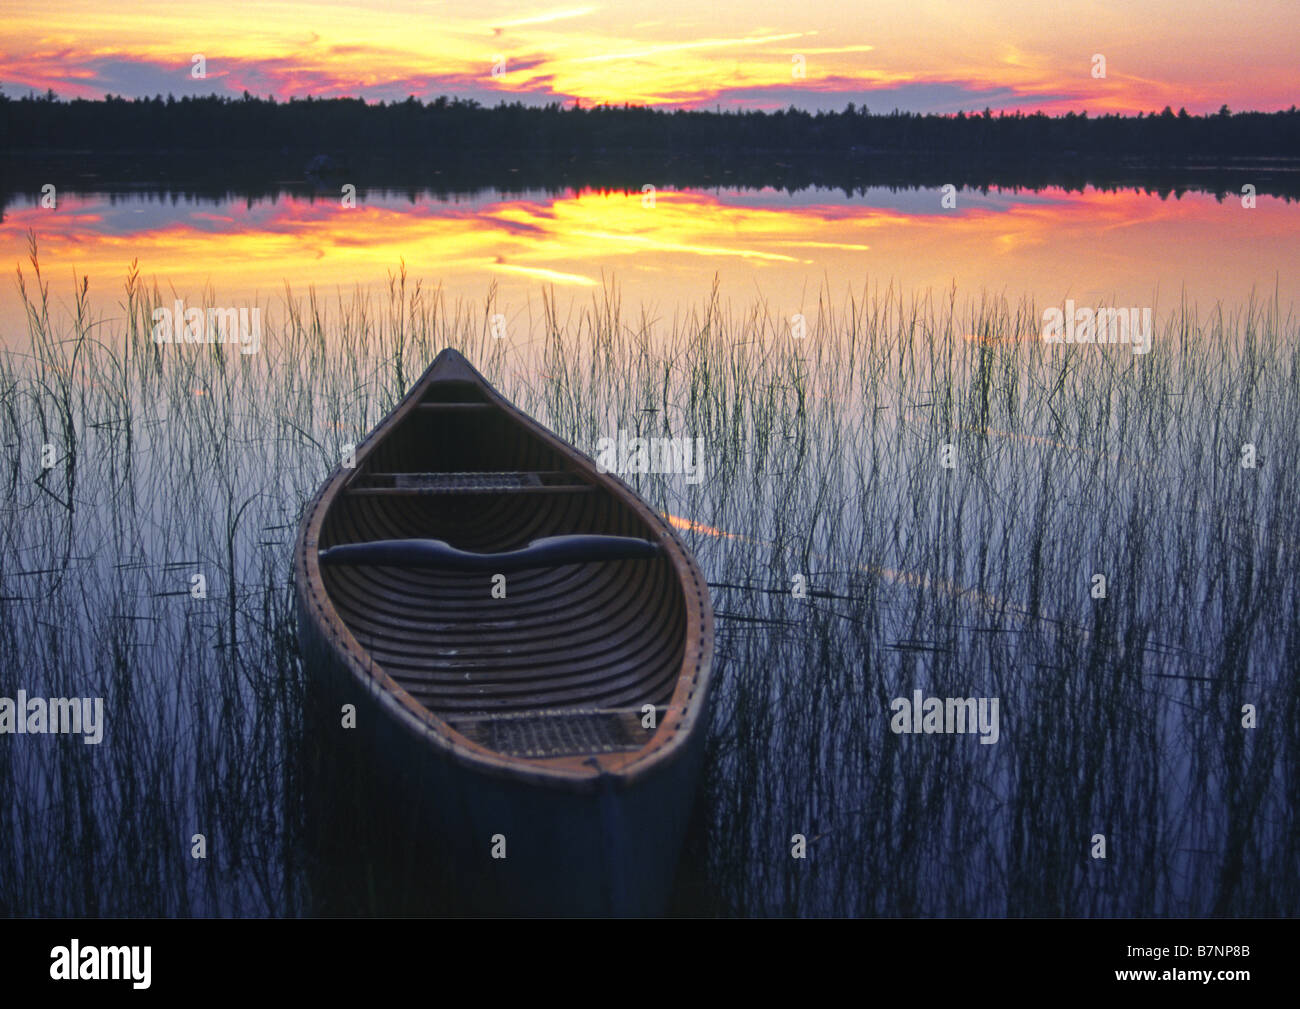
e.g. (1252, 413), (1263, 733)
(293, 347), (714, 915)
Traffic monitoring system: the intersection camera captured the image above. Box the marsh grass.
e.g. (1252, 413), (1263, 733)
(1, 237), (1297, 916)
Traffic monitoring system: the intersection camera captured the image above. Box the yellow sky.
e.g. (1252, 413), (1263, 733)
(2, 0), (1296, 112)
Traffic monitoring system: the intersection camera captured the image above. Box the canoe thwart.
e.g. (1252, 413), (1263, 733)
(346, 470), (594, 495)
(318, 534), (662, 571)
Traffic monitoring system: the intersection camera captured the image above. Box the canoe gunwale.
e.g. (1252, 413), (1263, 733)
(293, 348), (714, 794)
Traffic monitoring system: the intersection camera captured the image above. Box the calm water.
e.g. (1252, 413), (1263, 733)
(1, 169), (1297, 916)
(3, 180), (1298, 345)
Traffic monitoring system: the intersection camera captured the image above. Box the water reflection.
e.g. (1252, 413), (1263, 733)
(3, 177), (1297, 346)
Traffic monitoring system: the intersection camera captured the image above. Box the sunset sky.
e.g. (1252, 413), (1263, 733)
(2, 0), (1295, 114)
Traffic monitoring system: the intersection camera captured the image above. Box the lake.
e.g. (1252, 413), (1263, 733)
(3, 177), (1298, 348)
(1, 165), (1297, 916)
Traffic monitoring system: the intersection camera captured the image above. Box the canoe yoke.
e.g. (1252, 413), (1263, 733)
(318, 534), (662, 572)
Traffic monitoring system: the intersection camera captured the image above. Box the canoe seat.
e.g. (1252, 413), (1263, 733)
(446, 707), (663, 759)
(346, 470), (594, 496)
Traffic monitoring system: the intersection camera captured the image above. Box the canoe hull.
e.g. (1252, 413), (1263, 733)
(292, 348), (715, 916)
(297, 599), (710, 916)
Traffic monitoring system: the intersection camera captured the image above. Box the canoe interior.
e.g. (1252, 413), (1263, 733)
(317, 377), (687, 758)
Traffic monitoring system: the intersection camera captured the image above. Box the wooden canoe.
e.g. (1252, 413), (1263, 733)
(293, 347), (714, 915)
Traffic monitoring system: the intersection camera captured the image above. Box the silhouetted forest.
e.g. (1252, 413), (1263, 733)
(5, 90), (1300, 161)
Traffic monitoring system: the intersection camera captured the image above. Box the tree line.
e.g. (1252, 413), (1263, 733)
(4, 90), (1300, 161)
